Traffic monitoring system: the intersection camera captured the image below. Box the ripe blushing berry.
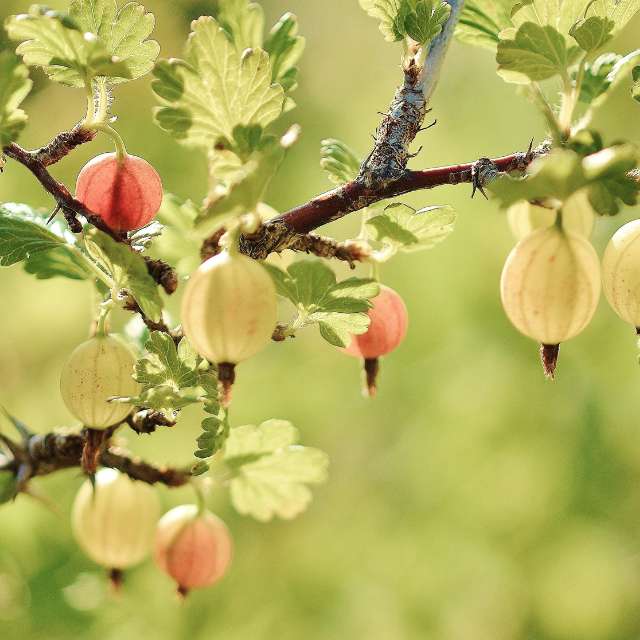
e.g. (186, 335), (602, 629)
(154, 505), (233, 596)
(76, 153), (163, 231)
(343, 285), (408, 395)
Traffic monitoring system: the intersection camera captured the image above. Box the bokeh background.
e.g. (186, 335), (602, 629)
(1, 1), (640, 639)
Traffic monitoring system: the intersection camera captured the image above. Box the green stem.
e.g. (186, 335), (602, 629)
(530, 83), (563, 145)
(95, 299), (114, 337)
(192, 481), (207, 516)
(93, 124), (128, 163)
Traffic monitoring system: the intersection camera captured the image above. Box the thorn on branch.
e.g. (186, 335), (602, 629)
(471, 157), (500, 200)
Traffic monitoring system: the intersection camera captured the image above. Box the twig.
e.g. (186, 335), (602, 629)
(2, 430), (190, 487)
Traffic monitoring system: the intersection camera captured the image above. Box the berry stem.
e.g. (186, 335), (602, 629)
(93, 123), (128, 163)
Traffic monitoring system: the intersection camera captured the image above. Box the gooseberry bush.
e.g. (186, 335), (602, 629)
(0, 0), (639, 594)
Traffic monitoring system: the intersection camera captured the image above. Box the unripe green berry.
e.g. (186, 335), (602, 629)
(181, 251), (277, 364)
(72, 469), (160, 570)
(602, 219), (640, 329)
(60, 335), (140, 429)
(501, 226), (601, 345)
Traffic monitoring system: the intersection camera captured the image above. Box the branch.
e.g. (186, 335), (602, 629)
(238, 143), (548, 260)
(2, 137), (178, 295)
(2, 429), (190, 488)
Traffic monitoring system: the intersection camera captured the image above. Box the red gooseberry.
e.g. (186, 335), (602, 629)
(154, 505), (233, 596)
(343, 285), (408, 395)
(76, 153), (163, 231)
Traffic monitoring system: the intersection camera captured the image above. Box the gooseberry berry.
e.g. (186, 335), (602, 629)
(76, 153), (163, 231)
(343, 285), (408, 395)
(500, 224), (601, 377)
(154, 505), (233, 596)
(72, 469), (160, 575)
(60, 334), (140, 429)
(602, 219), (640, 330)
(181, 251), (277, 403)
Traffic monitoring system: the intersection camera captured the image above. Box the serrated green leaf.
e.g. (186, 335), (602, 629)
(85, 228), (163, 322)
(287, 260), (337, 307)
(510, 0), (587, 37)
(216, 0), (265, 51)
(489, 146), (639, 214)
(455, 0), (514, 51)
(134, 333), (199, 388)
(0, 203), (94, 281)
(264, 260), (378, 346)
(367, 204), (456, 254)
(224, 419), (329, 522)
(152, 16), (285, 149)
(497, 22), (576, 82)
(152, 194), (202, 276)
(69, 0), (160, 83)
(578, 50), (640, 107)
(6, 5), (132, 87)
(606, 0), (640, 31)
(320, 138), (361, 185)
(264, 12), (305, 91)
(569, 15), (614, 52)
(200, 130), (289, 222)
(359, 0), (407, 42)
(404, 0), (452, 46)
(0, 51), (32, 146)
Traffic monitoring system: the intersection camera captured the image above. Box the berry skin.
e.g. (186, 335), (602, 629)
(72, 469), (160, 571)
(154, 505), (233, 596)
(181, 251), (277, 365)
(60, 335), (140, 429)
(344, 285), (408, 359)
(76, 153), (163, 231)
(500, 225), (601, 375)
(602, 219), (640, 329)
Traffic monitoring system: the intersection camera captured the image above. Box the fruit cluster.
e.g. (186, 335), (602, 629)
(502, 194), (640, 376)
(72, 469), (232, 596)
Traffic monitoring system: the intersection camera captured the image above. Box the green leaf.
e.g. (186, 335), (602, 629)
(134, 332), (199, 388)
(455, 0), (514, 51)
(224, 419), (329, 522)
(200, 128), (294, 222)
(489, 146), (639, 215)
(0, 51), (32, 146)
(404, 0), (452, 46)
(264, 12), (306, 91)
(152, 194), (202, 276)
(577, 50), (640, 107)
(121, 332), (222, 439)
(606, 0), (640, 32)
(152, 16), (285, 149)
(216, 0), (265, 51)
(569, 16), (614, 52)
(510, 0), (587, 37)
(633, 65), (640, 102)
(263, 260), (380, 347)
(359, 0), (406, 42)
(85, 228), (163, 322)
(367, 204), (456, 255)
(69, 0), (160, 83)
(0, 203), (94, 280)
(497, 22), (576, 82)
(320, 139), (361, 185)
(6, 5), (132, 87)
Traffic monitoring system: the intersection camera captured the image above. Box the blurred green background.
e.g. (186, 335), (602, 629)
(1, 1), (640, 639)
